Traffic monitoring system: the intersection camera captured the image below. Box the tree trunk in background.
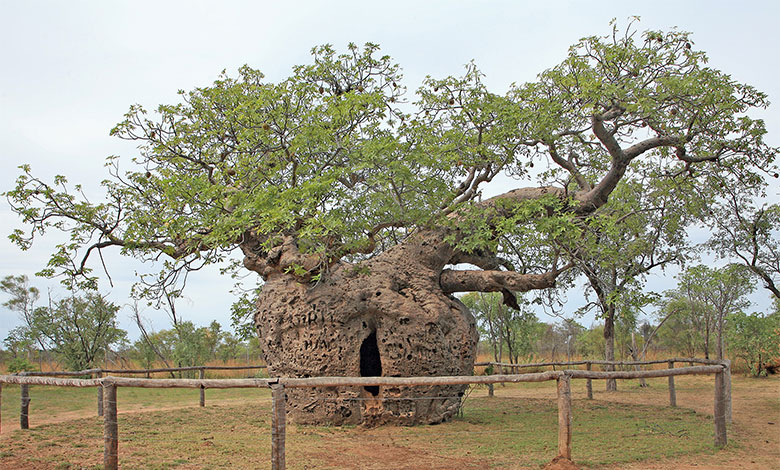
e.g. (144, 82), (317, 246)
(604, 306), (617, 391)
(631, 331), (648, 387)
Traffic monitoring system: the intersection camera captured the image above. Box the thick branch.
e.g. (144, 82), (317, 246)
(440, 266), (567, 294)
(448, 251), (513, 271)
(476, 186), (566, 213)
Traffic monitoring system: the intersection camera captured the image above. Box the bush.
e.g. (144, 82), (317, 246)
(7, 357), (36, 373)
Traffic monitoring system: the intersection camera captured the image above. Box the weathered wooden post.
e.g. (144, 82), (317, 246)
(271, 383), (286, 470)
(199, 368), (206, 407)
(487, 363), (495, 397)
(0, 383), (3, 434)
(667, 360), (676, 407)
(585, 362), (593, 400)
(714, 366), (728, 448)
(103, 380), (119, 470)
(557, 374), (572, 461)
(96, 371), (104, 417)
(20, 384), (30, 430)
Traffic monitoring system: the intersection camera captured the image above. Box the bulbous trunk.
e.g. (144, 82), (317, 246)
(250, 230), (478, 425)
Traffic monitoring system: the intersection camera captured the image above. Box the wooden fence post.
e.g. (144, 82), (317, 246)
(714, 367), (728, 448)
(199, 368), (205, 407)
(585, 362), (593, 399)
(271, 384), (286, 470)
(487, 383), (494, 397)
(557, 374), (572, 461)
(667, 361), (676, 407)
(103, 381), (119, 470)
(0, 383), (3, 434)
(97, 371), (104, 417)
(20, 384), (30, 430)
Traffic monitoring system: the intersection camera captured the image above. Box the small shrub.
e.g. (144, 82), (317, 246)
(7, 357), (36, 373)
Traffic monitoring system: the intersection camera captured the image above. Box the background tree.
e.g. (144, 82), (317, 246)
(658, 264), (755, 361)
(32, 292), (127, 371)
(727, 311), (780, 377)
(707, 189), (780, 300)
(534, 320), (584, 363)
(657, 284), (709, 357)
(462, 292), (505, 363)
(3, 327), (37, 372)
(1, 275), (52, 369)
(677, 264), (754, 360)
(5, 24), (777, 424)
(575, 325), (605, 360)
(462, 292), (542, 364)
(566, 178), (694, 390)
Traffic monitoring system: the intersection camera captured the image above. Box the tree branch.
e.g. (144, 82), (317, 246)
(440, 262), (573, 294)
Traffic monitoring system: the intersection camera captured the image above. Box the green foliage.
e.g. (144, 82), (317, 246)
(169, 321), (210, 370)
(727, 311), (780, 377)
(3, 326), (36, 359)
(576, 325), (605, 359)
(7, 356), (36, 373)
(230, 286), (262, 340)
(655, 291), (706, 357)
(2, 275), (127, 371)
(1, 274), (40, 315)
(130, 335), (160, 370)
(659, 264), (755, 360)
(34, 293), (127, 371)
(128, 319), (261, 370)
(707, 199), (780, 299)
(462, 292), (543, 363)
(4, 22), (775, 302)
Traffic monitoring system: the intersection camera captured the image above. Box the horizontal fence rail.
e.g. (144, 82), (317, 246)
(475, 357), (724, 368)
(0, 358), (731, 470)
(15, 364), (268, 377)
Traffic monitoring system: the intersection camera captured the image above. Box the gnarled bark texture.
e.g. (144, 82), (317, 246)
(239, 186), (571, 425)
(245, 229), (479, 425)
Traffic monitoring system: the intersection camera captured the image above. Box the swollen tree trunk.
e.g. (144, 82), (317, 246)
(245, 229), (479, 425)
(240, 189), (577, 425)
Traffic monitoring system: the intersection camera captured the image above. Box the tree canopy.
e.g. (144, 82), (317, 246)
(5, 21), (777, 305)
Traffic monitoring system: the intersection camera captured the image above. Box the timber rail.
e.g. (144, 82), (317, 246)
(14, 364), (269, 414)
(0, 359), (731, 470)
(475, 357), (731, 413)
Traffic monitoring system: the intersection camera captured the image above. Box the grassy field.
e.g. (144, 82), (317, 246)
(0, 376), (741, 470)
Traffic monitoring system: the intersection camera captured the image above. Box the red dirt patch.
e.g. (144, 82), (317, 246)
(543, 456), (580, 470)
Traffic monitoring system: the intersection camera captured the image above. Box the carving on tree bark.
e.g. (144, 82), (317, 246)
(244, 229), (480, 424)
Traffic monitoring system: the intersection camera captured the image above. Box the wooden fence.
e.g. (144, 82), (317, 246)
(14, 364), (268, 417)
(0, 359), (731, 470)
(475, 357), (732, 420)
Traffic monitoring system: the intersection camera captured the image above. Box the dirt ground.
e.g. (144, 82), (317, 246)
(591, 374), (780, 470)
(305, 374), (780, 470)
(1, 374), (778, 469)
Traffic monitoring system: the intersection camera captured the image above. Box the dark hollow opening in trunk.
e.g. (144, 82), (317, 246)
(359, 331), (382, 396)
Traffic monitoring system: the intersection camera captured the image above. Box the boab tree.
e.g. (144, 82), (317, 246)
(6, 24), (776, 424)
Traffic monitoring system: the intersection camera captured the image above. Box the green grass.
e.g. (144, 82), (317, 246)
(0, 384), (720, 469)
(1, 383), (271, 423)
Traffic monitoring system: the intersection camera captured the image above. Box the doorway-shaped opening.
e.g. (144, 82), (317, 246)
(359, 331), (382, 396)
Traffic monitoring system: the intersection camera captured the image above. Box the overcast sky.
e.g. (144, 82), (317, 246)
(1, 0), (778, 342)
